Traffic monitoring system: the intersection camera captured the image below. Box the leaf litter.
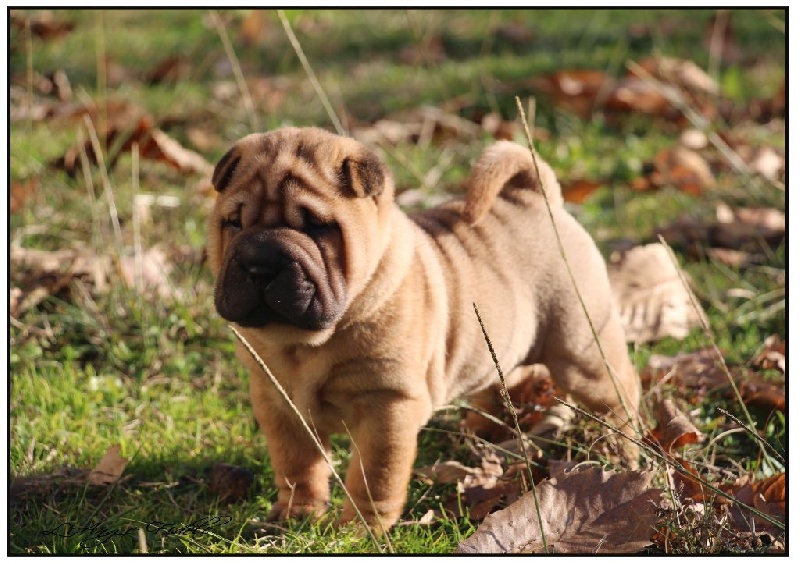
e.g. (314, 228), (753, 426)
(457, 467), (661, 554)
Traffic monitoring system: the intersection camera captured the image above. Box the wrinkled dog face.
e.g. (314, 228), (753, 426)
(207, 128), (391, 331)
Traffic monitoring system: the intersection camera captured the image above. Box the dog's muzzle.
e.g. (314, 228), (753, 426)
(215, 229), (343, 330)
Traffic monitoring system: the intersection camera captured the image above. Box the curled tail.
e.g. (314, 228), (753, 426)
(462, 141), (563, 225)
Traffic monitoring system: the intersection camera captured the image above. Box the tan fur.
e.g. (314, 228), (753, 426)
(207, 127), (641, 531)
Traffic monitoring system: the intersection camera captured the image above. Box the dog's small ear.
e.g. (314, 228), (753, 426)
(341, 151), (386, 198)
(212, 147), (241, 193)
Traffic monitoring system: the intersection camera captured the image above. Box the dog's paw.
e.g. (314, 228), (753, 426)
(266, 499), (328, 523)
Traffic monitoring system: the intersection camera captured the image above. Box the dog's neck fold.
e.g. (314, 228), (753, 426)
(339, 205), (417, 327)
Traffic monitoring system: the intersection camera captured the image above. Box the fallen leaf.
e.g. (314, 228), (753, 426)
(657, 213), (785, 259)
(752, 335), (784, 374)
(456, 467), (660, 554)
(352, 106), (481, 147)
(239, 9), (271, 45)
(10, 177), (38, 214)
(140, 127), (214, 176)
(634, 147), (715, 196)
(631, 56), (719, 97)
(608, 243), (708, 343)
(647, 399), (703, 453)
(530, 70), (615, 118)
(667, 458), (708, 503)
(88, 444), (129, 485)
(561, 178), (603, 204)
(680, 128), (708, 150)
(117, 246), (181, 300)
(10, 246), (109, 316)
(397, 34), (446, 66)
(716, 203), (785, 234)
(145, 55), (190, 85)
(397, 508), (437, 527)
(207, 463), (254, 502)
(53, 115), (213, 177)
(749, 147), (784, 181)
(495, 21), (535, 45)
(643, 348), (785, 412)
(480, 112), (521, 141)
(726, 474), (785, 537)
(415, 456), (503, 488)
(706, 248), (755, 268)
(462, 364), (559, 443)
(11, 11), (75, 41)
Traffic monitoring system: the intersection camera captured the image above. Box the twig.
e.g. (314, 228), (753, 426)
(227, 324), (385, 552)
(277, 10), (345, 136)
(131, 143), (143, 293)
(82, 114), (123, 258)
(717, 407), (784, 464)
(209, 11), (260, 133)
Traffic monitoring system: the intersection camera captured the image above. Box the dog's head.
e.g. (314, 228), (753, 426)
(207, 127), (394, 335)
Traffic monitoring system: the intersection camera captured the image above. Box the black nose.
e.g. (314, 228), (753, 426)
(246, 263), (277, 280)
(237, 245), (287, 283)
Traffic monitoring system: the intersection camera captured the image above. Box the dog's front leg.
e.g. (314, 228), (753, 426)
(338, 395), (429, 531)
(250, 372), (331, 522)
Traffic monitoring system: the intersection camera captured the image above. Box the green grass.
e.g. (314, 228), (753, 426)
(9, 8), (785, 554)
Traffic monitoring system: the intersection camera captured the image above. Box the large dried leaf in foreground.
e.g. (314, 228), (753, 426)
(608, 243), (708, 343)
(456, 467), (660, 554)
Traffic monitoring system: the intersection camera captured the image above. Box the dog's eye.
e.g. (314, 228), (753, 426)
(301, 208), (337, 233)
(222, 205), (243, 231)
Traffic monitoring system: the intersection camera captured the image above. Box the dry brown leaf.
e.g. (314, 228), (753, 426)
(117, 246), (180, 300)
(145, 55), (190, 85)
(643, 348), (785, 412)
(416, 455), (503, 489)
(53, 114), (213, 177)
(561, 178), (603, 204)
(530, 70), (614, 118)
(480, 112), (521, 141)
(656, 210), (786, 260)
(608, 243), (708, 343)
(10, 177), (38, 214)
(11, 11), (75, 41)
(88, 444), (129, 485)
(239, 9), (271, 45)
(125, 119), (213, 176)
(706, 248), (754, 268)
(634, 147), (715, 196)
(207, 463), (254, 503)
(749, 147), (784, 181)
(10, 246), (109, 316)
(667, 458), (708, 503)
(725, 474), (785, 537)
(632, 56), (719, 97)
(397, 508), (437, 527)
(457, 467), (660, 554)
(397, 34), (446, 65)
(648, 399), (703, 453)
(716, 203), (785, 234)
(752, 335), (785, 374)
